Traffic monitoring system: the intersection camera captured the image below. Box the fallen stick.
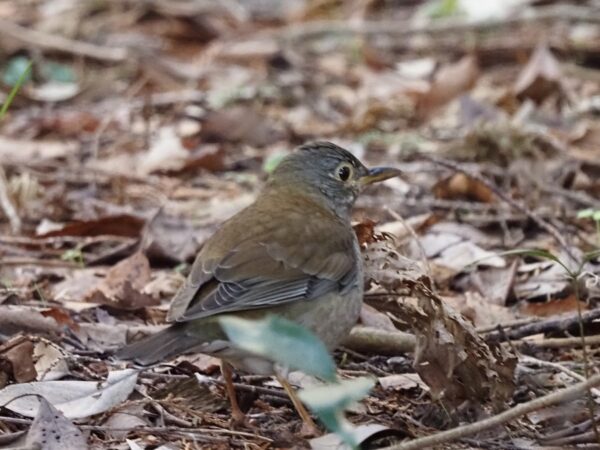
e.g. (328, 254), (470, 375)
(516, 334), (600, 349)
(485, 308), (600, 343)
(0, 19), (127, 62)
(380, 372), (600, 450)
(342, 326), (416, 355)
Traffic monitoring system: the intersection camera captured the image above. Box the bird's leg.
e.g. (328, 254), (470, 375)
(220, 361), (246, 425)
(276, 374), (319, 437)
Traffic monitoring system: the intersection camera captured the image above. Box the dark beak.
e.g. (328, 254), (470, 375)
(359, 167), (402, 186)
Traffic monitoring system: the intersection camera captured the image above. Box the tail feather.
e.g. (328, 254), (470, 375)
(115, 324), (200, 366)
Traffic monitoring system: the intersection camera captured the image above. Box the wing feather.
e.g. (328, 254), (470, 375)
(167, 194), (359, 323)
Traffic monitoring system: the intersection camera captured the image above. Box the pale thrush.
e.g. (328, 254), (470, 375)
(117, 141), (401, 432)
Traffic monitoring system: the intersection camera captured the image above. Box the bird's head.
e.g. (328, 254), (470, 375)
(268, 142), (402, 219)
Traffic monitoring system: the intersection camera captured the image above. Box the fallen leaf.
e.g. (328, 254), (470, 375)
(310, 424), (403, 450)
(27, 81), (80, 102)
(353, 218), (377, 246)
(469, 261), (518, 306)
(513, 42), (562, 103)
(0, 337), (37, 382)
(0, 369), (138, 418)
(85, 252), (159, 310)
(38, 214), (144, 238)
(51, 269), (105, 303)
(433, 172), (495, 203)
(145, 213), (201, 263)
(140, 126), (190, 175)
(434, 241), (506, 271)
(417, 55), (479, 116)
(201, 105), (287, 147)
(181, 144), (226, 172)
(25, 396), (87, 450)
(519, 294), (587, 317)
(33, 340), (70, 381)
(0, 136), (78, 163)
(412, 283), (516, 408)
(102, 403), (149, 440)
(443, 292), (519, 328)
(378, 373), (428, 391)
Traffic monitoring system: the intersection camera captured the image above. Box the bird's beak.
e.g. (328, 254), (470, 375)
(359, 167), (402, 186)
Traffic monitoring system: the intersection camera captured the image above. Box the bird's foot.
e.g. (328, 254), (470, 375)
(298, 421), (320, 438)
(229, 408), (249, 428)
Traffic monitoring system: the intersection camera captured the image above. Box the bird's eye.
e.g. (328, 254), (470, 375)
(337, 164), (352, 181)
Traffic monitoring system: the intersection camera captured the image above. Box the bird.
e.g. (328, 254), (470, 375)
(117, 141), (401, 434)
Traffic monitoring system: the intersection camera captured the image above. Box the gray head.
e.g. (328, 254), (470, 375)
(268, 142), (401, 219)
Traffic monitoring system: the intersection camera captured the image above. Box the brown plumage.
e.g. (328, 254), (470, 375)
(117, 141), (401, 430)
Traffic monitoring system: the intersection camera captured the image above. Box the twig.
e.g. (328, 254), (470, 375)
(485, 308), (600, 343)
(380, 372), (600, 450)
(342, 326), (416, 356)
(0, 257), (79, 268)
(476, 317), (539, 334)
(0, 18), (127, 62)
(0, 416), (272, 443)
(520, 355), (600, 397)
(424, 155), (578, 264)
(0, 166), (21, 233)
(516, 334), (600, 349)
(270, 4), (600, 42)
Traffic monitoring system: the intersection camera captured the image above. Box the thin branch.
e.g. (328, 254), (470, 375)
(380, 372), (600, 450)
(485, 308), (600, 343)
(0, 19), (127, 62)
(424, 155), (578, 264)
(267, 4), (600, 41)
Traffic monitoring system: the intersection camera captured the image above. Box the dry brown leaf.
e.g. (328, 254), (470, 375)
(0, 337), (37, 383)
(443, 292), (519, 329)
(353, 218), (377, 246)
(411, 283), (516, 409)
(432, 172), (495, 203)
(469, 261), (518, 306)
(180, 144), (226, 173)
(38, 214), (144, 238)
(513, 42), (562, 103)
(85, 252), (159, 310)
(417, 55), (480, 116)
(201, 106), (287, 147)
(519, 294), (587, 317)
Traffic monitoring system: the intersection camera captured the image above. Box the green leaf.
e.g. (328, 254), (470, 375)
(3, 56), (32, 87)
(497, 248), (572, 273)
(300, 377), (375, 450)
(299, 377), (374, 412)
(263, 152), (287, 174)
(1, 58), (31, 120)
(219, 315), (337, 382)
(577, 209), (595, 219)
(40, 61), (76, 83)
(593, 211), (600, 222)
(422, 0), (461, 19)
(583, 249), (600, 263)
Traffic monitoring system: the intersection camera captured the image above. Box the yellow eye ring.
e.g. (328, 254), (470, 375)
(336, 163), (353, 181)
